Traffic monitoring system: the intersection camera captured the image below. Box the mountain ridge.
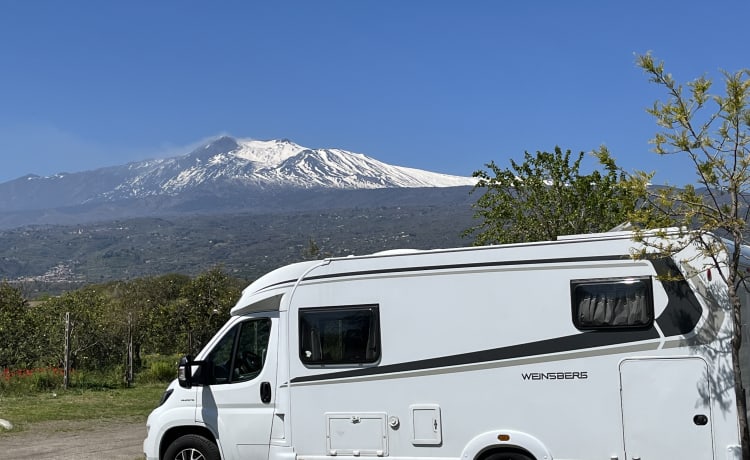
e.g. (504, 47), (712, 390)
(0, 136), (476, 229)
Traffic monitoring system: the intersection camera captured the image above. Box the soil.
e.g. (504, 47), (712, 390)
(0, 417), (145, 459)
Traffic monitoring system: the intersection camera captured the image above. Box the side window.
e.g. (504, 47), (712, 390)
(571, 277), (654, 330)
(234, 319), (271, 382)
(299, 305), (380, 365)
(205, 318), (272, 385)
(206, 325), (237, 384)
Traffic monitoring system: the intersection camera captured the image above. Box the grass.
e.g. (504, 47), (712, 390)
(0, 383), (167, 434)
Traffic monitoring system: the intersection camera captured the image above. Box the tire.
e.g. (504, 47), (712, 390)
(483, 451), (534, 460)
(163, 434), (221, 460)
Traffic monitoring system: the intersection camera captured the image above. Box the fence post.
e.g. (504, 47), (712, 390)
(63, 312), (70, 389)
(126, 312), (133, 387)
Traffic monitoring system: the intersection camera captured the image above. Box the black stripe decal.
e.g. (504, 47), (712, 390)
(651, 257), (704, 336)
(289, 256), (705, 384)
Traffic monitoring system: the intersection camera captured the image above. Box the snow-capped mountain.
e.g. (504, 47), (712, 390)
(0, 136), (476, 228)
(105, 136), (475, 199)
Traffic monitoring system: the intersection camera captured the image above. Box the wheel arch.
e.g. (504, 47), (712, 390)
(476, 445), (536, 460)
(461, 430), (550, 460)
(160, 425), (222, 460)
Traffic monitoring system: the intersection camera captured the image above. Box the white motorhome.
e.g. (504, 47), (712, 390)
(144, 230), (750, 460)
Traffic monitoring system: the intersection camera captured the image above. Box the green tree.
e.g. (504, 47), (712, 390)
(101, 274), (190, 383)
(34, 288), (118, 370)
(628, 53), (750, 457)
(136, 274), (192, 356)
(465, 146), (639, 245)
(0, 282), (35, 368)
(107, 274), (192, 362)
(177, 267), (242, 355)
(302, 238), (322, 260)
(302, 237), (331, 260)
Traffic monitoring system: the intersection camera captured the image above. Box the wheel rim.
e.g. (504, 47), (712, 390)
(174, 448), (206, 460)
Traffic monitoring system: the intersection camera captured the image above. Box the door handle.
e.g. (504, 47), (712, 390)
(693, 414), (708, 425)
(260, 381), (272, 404)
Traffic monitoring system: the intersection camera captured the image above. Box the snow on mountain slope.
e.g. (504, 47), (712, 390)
(0, 136), (477, 216)
(103, 136), (476, 199)
(266, 147), (474, 188)
(233, 138), (306, 166)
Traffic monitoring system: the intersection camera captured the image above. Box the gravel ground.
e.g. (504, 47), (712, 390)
(0, 418), (145, 459)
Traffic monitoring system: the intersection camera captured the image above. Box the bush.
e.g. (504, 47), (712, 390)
(137, 354), (179, 384)
(0, 357), (184, 395)
(31, 367), (64, 391)
(1, 367), (65, 395)
(69, 367), (124, 390)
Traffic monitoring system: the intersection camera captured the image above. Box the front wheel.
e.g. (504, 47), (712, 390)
(163, 434), (220, 460)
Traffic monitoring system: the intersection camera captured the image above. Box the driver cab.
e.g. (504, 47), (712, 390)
(192, 313), (279, 460)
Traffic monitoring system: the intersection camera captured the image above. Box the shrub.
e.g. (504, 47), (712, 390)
(31, 367), (64, 391)
(69, 367), (124, 390)
(1, 367), (65, 395)
(137, 354), (179, 384)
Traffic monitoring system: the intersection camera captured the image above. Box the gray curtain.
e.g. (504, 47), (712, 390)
(577, 284), (649, 327)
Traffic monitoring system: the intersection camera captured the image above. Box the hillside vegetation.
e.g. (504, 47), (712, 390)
(1, 204), (475, 297)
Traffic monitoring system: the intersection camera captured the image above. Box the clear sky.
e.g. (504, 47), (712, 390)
(0, 1), (748, 185)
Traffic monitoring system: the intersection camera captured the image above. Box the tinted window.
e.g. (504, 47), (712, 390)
(299, 306), (380, 365)
(571, 277), (653, 329)
(205, 318), (271, 385)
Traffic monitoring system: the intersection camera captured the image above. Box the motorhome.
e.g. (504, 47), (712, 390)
(144, 230), (750, 460)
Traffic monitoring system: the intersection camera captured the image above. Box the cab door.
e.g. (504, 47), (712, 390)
(196, 313), (278, 460)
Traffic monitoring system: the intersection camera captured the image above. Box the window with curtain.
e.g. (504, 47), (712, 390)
(571, 277), (653, 330)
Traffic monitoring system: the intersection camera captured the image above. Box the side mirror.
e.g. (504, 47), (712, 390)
(178, 355), (193, 389)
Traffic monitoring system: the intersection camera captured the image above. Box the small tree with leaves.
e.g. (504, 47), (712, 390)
(628, 53), (750, 458)
(0, 282), (36, 368)
(302, 237), (332, 260)
(465, 146), (640, 245)
(34, 287), (117, 370)
(178, 267), (241, 355)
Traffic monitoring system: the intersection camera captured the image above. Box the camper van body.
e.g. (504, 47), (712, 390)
(144, 231), (748, 460)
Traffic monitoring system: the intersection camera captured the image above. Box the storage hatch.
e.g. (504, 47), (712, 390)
(325, 413), (388, 456)
(410, 404), (442, 446)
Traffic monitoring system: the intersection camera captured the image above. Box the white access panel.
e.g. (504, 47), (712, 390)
(620, 358), (715, 460)
(325, 413), (388, 456)
(410, 404), (442, 446)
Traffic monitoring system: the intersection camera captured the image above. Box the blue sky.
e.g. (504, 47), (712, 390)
(0, 1), (748, 185)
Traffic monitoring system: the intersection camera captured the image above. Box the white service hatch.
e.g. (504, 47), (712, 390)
(326, 412), (388, 457)
(410, 404), (442, 446)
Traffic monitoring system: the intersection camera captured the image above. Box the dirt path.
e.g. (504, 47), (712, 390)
(0, 417), (145, 459)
